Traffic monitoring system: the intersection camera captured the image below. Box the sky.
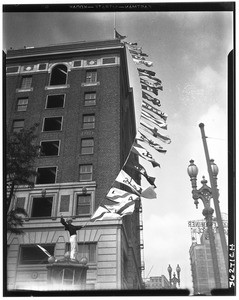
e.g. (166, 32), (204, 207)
(2, 2), (234, 294)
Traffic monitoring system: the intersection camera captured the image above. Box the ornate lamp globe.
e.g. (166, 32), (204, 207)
(176, 264), (181, 274)
(210, 159), (219, 176)
(167, 264), (172, 274)
(187, 160), (198, 178)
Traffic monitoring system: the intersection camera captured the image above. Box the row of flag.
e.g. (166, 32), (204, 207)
(90, 30), (171, 222)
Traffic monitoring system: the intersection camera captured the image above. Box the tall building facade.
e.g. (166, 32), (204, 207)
(189, 218), (228, 295)
(5, 39), (144, 291)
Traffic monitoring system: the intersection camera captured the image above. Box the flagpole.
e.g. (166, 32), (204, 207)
(114, 12), (116, 39)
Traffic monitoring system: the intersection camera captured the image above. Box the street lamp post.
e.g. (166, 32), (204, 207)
(199, 123), (228, 272)
(167, 264), (181, 289)
(187, 160), (221, 288)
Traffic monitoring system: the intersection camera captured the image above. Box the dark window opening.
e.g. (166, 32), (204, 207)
(19, 244), (54, 265)
(85, 70), (97, 84)
(43, 117), (62, 131)
(79, 165), (93, 181)
(84, 92), (96, 106)
(102, 57), (116, 64)
(81, 138), (94, 155)
(46, 94), (64, 108)
(31, 197), (53, 217)
(50, 64), (67, 86)
(40, 141), (60, 156)
(7, 66), (19, 73)
(38, 63), (47, 70)
(36, 167), (56, 184)
(73, 60), (82, 67)
(77, 194), (91, 215)
(82, 114), (95, 129)
(20, 76), (32, 89)
(60, 268), (75, 285)
(12, 119), (24, 133)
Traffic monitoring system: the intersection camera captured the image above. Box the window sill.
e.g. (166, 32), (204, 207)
(81, 82), (100, 87)
(16, 88), (33, 93)
(45, 84), (70, 90)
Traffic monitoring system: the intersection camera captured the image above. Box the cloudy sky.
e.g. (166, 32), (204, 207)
(3, 2), (233, 293)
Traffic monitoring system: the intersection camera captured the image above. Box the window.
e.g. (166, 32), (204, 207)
(77, 194), (91, 215)
(50, 64), (68, 86)
(36, 167), (57, 184)
(66, 243), (96, 263)
(17, 97), (28, 111)
(85, 70), (97, 84)
(82, 114), (95, 129)
(19, 244), (54, 265)
(81, 138), (94, 155)
(20, 76), (32, 89)
(60, 268), (75, 286)
(12, 119), (24, 133)
(46, 94), (65, 108)
(73, 60), (82, 67)
(38, 63), (48, 71)
(31, 197), (53, 217)
(7, 66), (19, 74)
(43, 117), (62, 131)
(102, 57), (116, 64)
(40, 141), (60, 156)
(84, 92), (96, 106)
(79, 165), (93, 181)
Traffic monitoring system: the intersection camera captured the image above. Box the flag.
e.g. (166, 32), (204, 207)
(141, 84), (158, 96)
(132, 58), (153, 67)
(105, 198), (135, 216)
(106, 187), (139, 203)
(142, 90), (161, 106)
(115, 170), (142, 195)
(141, 110), (167, 129)
(127, 45), (143, 53)
(138, 68), (156, 77)
(140, 78), (163, 90)
(131, 54), (146, 61)
(90, 206), (111, 221)
(141, 114), (167, 131)
(142, 101), (168, 121)
(136, 130), (167, 154)
(141, 186), (157, 199)
(126, 161), (156, 187)
(125, 42), (138, 46)
(129, 49), (148, 57)
(138, 70), (162, 84)
(139, 120), (171, 144)
(37, 244), (52, 258)
(115, 29), (126, 40)
(132, 142), (161, 168)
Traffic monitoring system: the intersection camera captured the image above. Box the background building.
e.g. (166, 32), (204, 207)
(188, 216), (228, 295)
(145, 275), (170, 289)
(5, 39), (144, 291)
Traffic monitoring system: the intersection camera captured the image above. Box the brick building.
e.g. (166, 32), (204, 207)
(5, 39), (144, 291)
(145, 275), (171, 289)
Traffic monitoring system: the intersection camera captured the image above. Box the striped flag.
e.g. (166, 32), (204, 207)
(136, 130), (167, 154)
(129, 49), (148, 57)
(139, 120), (171, 144)
(141, 110), (167, 129)
(141, 84), (159, 96)
(90, 206), (111, 221)
(142, 91), (161, 106)
(106, 187), (139, 202)
(142, 101), (168, 121)
(140, 78), (163, 90)
(132, 142), (161, 168)
(132, 58), (153, 67)
(138, 68), (156, 77)
(126, 161), (156, 187)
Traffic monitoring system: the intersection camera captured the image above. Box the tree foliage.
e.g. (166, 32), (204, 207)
(6, 123), (40, 234)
